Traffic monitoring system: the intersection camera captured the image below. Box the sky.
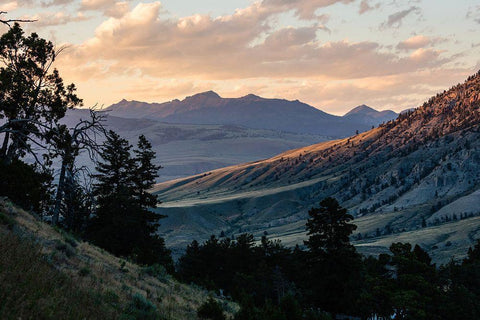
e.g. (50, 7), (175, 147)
(1, 0), (479, 115)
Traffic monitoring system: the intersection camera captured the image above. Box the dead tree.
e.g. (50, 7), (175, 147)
(48, 109), (106, 226)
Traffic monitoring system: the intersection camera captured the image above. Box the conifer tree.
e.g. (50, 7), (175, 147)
(303, 197), (363, 316)
(87, 131), (172, 268)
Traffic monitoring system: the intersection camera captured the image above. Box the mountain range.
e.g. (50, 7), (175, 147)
(64, 94), (396, 182)
(152, 71), (480, 263)
(106, 91), (397, 137)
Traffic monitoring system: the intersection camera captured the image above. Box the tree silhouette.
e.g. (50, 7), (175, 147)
(87, 131), (172, 267)
(304, 197), (363, 316)
(0, 23), (82, 165)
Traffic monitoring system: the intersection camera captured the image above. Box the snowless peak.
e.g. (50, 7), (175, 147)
(345, 104), (378, 116)
(241, 93), (262, 100)
(185, 90), (221, 101)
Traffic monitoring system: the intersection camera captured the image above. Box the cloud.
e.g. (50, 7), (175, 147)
(80, 0), (115, 10)
(466, 5), (480, 24)
(40, 0), (471, 114)
(104, 1), (129, 18)
(380, 6), (420, 29)
(57, 1), (449, 85)
(256, 0), (355, 20)
(80, 0), (132, 17)
(358, 0), (381, 15)
(21, 11), (89, 27)
(397, 35), (430, 50)
(0, 1), (18, 11)
(41, 0), (74, 7)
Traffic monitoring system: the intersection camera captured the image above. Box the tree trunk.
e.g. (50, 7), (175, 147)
(52, 158), (67, 225)
(0, 131), (9, 160)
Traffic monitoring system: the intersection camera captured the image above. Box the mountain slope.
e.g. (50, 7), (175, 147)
(0, 198), (238, 319)
(106, 92), (395, 137)
(152, 71), (480, 262)
(62, 109), (328, 182)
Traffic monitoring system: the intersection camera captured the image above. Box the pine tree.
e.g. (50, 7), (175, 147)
(87, 131), (172, 268)
(303, 197), (363, 316)
(304, 197), (357, 254)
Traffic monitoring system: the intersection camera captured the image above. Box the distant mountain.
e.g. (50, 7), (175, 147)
(152, 71), (480, 263)
(61, 109), (328, 182)
(106, 93), (395, 138)
(344, 104), (398, 126)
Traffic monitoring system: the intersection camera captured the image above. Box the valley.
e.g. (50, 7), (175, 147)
(153, 72), (480, 263)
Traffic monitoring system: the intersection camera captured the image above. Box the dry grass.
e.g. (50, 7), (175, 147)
(0, 198), (238, 319)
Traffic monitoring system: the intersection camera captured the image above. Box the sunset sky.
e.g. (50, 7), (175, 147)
(2, 0), (479, 114)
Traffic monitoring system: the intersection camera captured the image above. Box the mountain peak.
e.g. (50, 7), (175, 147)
(241, 93), (261, 100)
(185, 91), (221, 101)
(344, 104), (378, 116)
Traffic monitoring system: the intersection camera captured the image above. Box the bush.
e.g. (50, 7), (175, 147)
(197, 297), (226, 320)
(121, 293), (159, 320)
(0, 160), (51, 212)
(54, 240), (76, 258)
(141, 264), (168, 282)
(0, 211), (16, 229)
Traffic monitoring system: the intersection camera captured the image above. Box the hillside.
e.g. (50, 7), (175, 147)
(152, 71), (480, 263)
(106, 92), (396, 137)
(0, 198), (238, 319)
(62, 109), (328, 182)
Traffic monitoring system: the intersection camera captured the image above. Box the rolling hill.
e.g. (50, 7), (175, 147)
(62, 109), (329, 182)
(152, 71), (480, 263)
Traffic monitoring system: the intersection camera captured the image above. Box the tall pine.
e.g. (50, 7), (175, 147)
(303, 197), (363, 316)
(87, 131), (172, 268)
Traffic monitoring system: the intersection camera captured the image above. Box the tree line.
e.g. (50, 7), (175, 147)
(0, 23), (173, 269)
(181, 198), (480, 320)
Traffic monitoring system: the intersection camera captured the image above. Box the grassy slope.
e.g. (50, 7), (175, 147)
(0, 198), (238, 319)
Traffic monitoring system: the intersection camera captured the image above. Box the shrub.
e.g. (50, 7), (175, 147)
(141, 264), (168, 282)
(0, 211), (16, 230)
(197, 297), (226, 320)
(121, 293), (159, 320)
(79, 267), (91, 277)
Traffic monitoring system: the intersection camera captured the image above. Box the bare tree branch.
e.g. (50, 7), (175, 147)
(0, 12), (36, 27)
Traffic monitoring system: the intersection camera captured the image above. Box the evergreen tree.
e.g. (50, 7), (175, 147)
(304, 197), (357, 254)
(87, 131), (172, 268)
(303, 197), (363, 316)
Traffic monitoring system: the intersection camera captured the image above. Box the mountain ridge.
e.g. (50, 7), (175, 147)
(152, 71), (480, 262)
(105, 92), (398, 137)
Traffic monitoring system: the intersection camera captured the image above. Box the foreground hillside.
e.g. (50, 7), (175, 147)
(153, 71), (480, 263)
(0, 198), (237, 319)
